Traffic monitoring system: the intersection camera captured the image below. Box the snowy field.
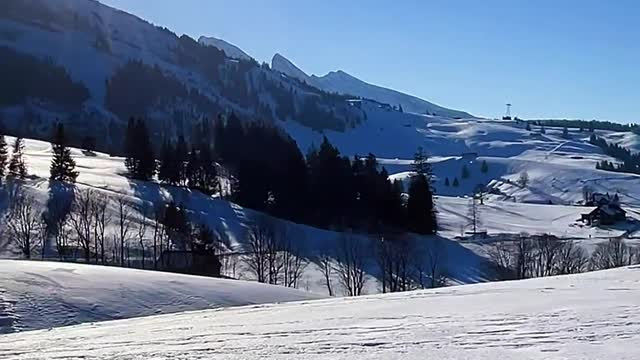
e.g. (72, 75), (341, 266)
(2, 266), (639, 359)
(0, 136), (638, 298)
(0, 260), (322, 333)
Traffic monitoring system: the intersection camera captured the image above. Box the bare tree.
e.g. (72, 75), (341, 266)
(377, 233), (413, 293)
(244, 216), (274, 283)
(92, 196), (110, 264)
(136, 203), (150, 269)
(5, 186), (41, 259)
(318, 254), (335, 296)
(532, 234), (563, 277)
(280, 227), (308, 288)
(514, 233), (535, 279)
(488, 240), (517, 279)
(335, 234), (368, 296)
(152, 203), (166, 269)
(556, 240), (588, 275)
(422, 238), (448, 288)
(589, 238), (632, 270)
(42, 192), (73, 260)
(69, 188), (97, 262)
(115, 194), (133, 267)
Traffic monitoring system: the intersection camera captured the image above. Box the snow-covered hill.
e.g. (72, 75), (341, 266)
(3, 266), (640, 359)
(198, 35), (252, 60)
(271, 53), (473, 118)
(0, 260), (322, 333)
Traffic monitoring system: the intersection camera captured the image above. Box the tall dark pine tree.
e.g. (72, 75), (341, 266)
(124, 118), (156, 181)
(158, 141), (176, 185)
(407, 174), (437, 234)
(412, 146), (431, 177)
(8, 137), (27, 179)
(0, 134), (8, 180)
(50, 123), (79, 183)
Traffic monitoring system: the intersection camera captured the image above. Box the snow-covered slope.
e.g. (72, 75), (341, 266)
(3, 266), (640, 359)
(0, 260), (322, 333)
(198, 35), (252, 60)
(271, 53), (473, 118)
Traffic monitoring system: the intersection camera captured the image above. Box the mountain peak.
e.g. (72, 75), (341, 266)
(198, 36), (251, 60)
(271, 53), (312, 83)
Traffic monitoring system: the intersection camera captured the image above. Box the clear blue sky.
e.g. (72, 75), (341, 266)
(99, 0), (639, 123)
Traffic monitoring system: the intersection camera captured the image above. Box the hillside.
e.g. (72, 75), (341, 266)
(2, 266), (639, 359)
(0, 260), (322, 334)
(0, 0), (364, 151)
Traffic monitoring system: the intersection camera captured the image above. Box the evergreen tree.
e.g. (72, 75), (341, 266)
(444, 177), (450, 186)
(461, 164), (470, 179)
(480, 160), (489, 174)
(158, 141), (179, 185)
(406, 174), (437, 234)
(49, 123), (79, 183)
(8, 137), (27, 179)
(412, 146), (431, 177)
(0, 134), (8, 180)
(124, 118), (156, 181)
(175, 135), (189, 185)
(452, 177), (460, 187)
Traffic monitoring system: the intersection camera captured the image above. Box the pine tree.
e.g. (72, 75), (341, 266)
(124, 118), (155, 181)
(407, 174), (437, 234)
(444, 177), (450, 186)
(480, 160), (489, 174)
(461, 164), (470, 179)
(452, 177), (460, 187)
(0, 134), (8, 180)
(158, 141), (177, 185)
(412, 146), (431, 177)
(8, 137), (27, 179)
(49, 123), (79, 183)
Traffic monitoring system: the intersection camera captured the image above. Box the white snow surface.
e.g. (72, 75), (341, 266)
(3, 266), (640, 359)
(0, 260), (322, 333)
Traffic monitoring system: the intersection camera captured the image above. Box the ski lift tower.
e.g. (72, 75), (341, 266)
(503, 103), (512, 120)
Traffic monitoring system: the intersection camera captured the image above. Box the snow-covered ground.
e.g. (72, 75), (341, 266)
(3, 266), (640, 359)
(0, 260), (322, 334)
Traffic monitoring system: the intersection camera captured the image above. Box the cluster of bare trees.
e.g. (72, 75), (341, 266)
(589, 238), (640, 270)
(243, 216), (308, 288)
(3, 184), (166, 268)
(490, 234), (639, 280)
(377, 234), (448, 293)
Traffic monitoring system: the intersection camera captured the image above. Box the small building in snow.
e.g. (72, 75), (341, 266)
(581, 204), (626, 226)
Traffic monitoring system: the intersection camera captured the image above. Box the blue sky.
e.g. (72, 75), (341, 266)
(100, 0), (639, 123)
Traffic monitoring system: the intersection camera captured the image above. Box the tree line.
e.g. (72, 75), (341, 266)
(122, 113), (438, 235)
(489, 234), (640, 280)
(590, 134), (640, 175)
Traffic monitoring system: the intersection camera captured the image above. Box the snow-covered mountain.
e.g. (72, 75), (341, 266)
(198, 35), (252, 60)
(271, 53), (473, 118)
(4, 266), (640, 359)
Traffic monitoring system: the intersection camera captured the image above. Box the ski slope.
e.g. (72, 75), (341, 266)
(2, 266), (639, 359)
(0, 260), (322, 334)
